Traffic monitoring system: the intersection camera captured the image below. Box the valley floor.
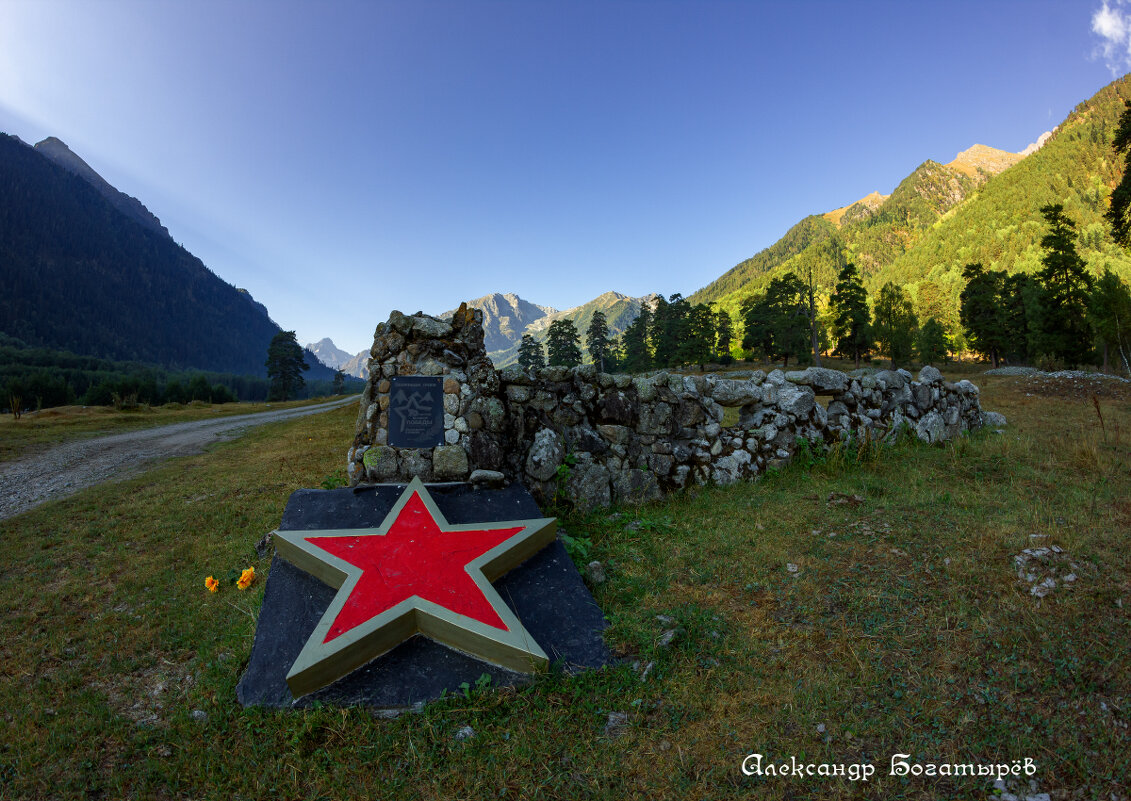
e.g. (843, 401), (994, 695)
(0, 372), (1126, 800)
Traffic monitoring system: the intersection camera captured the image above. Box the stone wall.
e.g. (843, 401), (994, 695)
(348, 309), (988, 510)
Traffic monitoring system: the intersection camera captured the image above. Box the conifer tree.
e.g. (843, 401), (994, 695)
(621, 306), (652, 373)
(715, 308), (734, 364)
(740, 292), (774, 362)
(517, 333), (545, 370)
(585, 311), (611, 371)
(545, 319), (582, 368)
(650, 294), (688, 367)
(915, 318), (949, 365)
(1037, 203), (1094, 365)
(1087, 268), (1131, 375)
(830, 263), (872, 368)
(676, 303), (717, 369)
(874, 283), (917, 368)
(765, 273), (811, 367)
(265, 330), (308, 401)
(959, 263), (1008, 368)
(1106, 100), (1131, 248)
(332, 369), (345, 395)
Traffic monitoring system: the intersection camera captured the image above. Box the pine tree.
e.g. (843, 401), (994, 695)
(545, 319), (582, 367)
(765, 273), (811, 367)
(715, 308), (734, 364)
(830, 263), (872, 368)
(740, 292), (774, 362)
(1106, 100), (1131, 248)
(1087, 268), (1131, 375)
(332, 369), (345, 395)
(265, 330), (309, 401)
(621, 306), (652, 373)
(517, 333), (545, 370)
(959, 263), (1008, 367)
(915, 317), (949, 365)
(874, 282), (917, 368)
(1037, 203), (1094, 365)
(676, 303), (717, 369)
(650, 294), (688, 367)
(585, 311), (611, 371)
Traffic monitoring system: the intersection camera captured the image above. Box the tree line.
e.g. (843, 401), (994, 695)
(2, 330), (358, 415)
(513, 196), (1131, 377)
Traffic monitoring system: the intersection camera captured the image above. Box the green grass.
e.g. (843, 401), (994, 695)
(0, 395), (351, 464)
(0, 381), (1127, 800)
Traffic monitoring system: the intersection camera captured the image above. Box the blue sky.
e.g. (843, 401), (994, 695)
(1, 0), (1128, 355)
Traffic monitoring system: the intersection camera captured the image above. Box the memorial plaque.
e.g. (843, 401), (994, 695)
(387, 375), (444, 448)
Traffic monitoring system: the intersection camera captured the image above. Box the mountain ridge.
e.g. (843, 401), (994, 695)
(33, 136), (172, 241)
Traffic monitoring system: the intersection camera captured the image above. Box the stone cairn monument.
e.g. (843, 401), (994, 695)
(348, 306), (990, 510)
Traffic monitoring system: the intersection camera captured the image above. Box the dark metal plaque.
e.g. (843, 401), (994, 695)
(387, 376), (444, 448)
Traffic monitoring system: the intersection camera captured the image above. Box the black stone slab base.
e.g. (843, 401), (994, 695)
(236, 482), (612, 709)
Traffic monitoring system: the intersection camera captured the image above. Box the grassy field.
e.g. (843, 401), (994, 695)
(0, 396), (351, 464)
(0, 372), (1127, 800)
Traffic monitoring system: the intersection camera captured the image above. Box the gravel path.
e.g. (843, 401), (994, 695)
(0, 396), (358, 521)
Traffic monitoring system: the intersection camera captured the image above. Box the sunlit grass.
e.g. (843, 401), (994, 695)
(0, 380), (1126, 799)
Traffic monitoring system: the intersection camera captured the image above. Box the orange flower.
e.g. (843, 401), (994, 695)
(236, 566), (256, 590)
(205, 576), (219, 593)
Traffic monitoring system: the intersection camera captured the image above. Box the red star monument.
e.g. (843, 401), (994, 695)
(272, 477), (557, 697)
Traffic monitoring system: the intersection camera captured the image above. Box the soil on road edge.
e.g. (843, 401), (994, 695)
(0, 396), (359, 521)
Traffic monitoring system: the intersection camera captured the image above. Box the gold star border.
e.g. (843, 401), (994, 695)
(271, 477), (557, 698)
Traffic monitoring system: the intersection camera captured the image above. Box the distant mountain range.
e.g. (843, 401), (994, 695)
(313, 289), (659, 376)
(0, 133), (334, 380)
(690, 74), (1131, 330)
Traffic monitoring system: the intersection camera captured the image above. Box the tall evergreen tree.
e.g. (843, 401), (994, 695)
(1106, 100), (1131, 248)
(265, 330), (308, 401)
(873, 282), (917, 368)
(715, 308), (734, 364)
(585, 311), (611, 371)
(332, 369), (345, 395)
(915, 317), (949, 365)
(1087, 268), (1131, 375)
(959, 263), (1008, 367)
(621, 306), (652, 373)
(830, 263), (872, 368)
(545, 319), (582, 368)
(1037, 203), (1094, 365)
(650, 294), (688, 367)
(740, 292), (774, 362)
(765, 274), (811, 367)
(676, 303), (717, 369)
(517, 333), (545, 370)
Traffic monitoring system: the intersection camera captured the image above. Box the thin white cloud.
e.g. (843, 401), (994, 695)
(1093, 0), (1131, 75)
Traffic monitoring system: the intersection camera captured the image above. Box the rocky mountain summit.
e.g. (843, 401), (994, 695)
(441, 293), (557, 353)
(305, 337), (353, 370)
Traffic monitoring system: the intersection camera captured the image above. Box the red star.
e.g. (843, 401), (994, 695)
(272, 477), (557, 697)
(309, 492), (523, 642)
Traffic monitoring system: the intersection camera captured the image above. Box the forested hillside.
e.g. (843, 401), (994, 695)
(0, 133), (332, 379)
(690, 74), (1131, 331)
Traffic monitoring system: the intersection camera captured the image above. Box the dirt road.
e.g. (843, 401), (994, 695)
(0, 396), (358, 521)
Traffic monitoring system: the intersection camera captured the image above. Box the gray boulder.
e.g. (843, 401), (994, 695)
(981, 410), (1008, 428)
